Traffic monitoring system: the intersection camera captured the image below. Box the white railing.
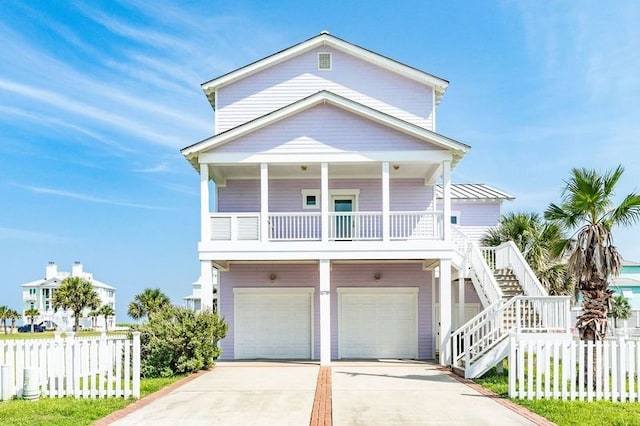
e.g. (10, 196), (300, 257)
(452, 296), (571, 376)
(328, 211), (381, 240)
(210, 213), (260, 241)
(493, 241), (548, 297)
(269, 213), (321, 240)
(509, 333), (640, 402)
(390, 211), (443, 240)
(0, 333), (140, 399)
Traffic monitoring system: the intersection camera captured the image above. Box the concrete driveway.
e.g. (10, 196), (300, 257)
(104, 361), (545, 426)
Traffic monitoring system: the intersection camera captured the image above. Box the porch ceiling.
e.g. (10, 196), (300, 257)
(210, 162), (441, 182)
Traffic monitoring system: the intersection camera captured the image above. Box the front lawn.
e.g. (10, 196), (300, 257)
(0, 376), (183, 426)
(476, 367), (640, 426)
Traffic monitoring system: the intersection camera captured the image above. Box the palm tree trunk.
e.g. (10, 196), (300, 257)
(577, 283), (611, 388)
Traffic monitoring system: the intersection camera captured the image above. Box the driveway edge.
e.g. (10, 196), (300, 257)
(94, 368), (213, 426)
(436, 366), (555, 426)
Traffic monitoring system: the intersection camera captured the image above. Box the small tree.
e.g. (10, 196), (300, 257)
(0, 306), (9, 334)
(128, 288), (171, 321)
(88, 309), (99, 329)
(24, 307), (40, 332)
(98, 304), (115, 333)
(52, 277), (100, 332)
(8, 309), (20, 333)
(609, 294), (632, 328)
(136, 306), (227, 377)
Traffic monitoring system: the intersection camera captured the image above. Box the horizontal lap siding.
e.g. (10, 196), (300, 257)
(217, 46), (434, 133)
(212, 104), (440, 154)
(219, 178), (432, 213)
(455, 203), (501, 226)
(219, 263), (320, 360)
(330, 263), (432, 359)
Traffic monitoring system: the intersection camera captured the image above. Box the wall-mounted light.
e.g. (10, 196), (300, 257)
(270, 273), (277, 282)
(393, 165), (400, 170)
(301, 165), (308, 171)
(374, 272), (381, 281)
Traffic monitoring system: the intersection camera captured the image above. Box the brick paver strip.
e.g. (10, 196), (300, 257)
(94, 368), (212, 426)
(309, 366), (332, 426)
(437, 366), (556, 426)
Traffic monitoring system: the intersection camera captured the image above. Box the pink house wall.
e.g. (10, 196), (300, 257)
(212, 104), (441, 154)
(216, 46), (434, 132)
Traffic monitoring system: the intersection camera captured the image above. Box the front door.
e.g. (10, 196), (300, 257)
(333, 196), (354, 239)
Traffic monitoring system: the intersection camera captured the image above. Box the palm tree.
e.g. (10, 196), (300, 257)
(545, 166), (640, 341)
(609, 294), (632, 328)
(52, 277), (101, 332)
(8, 309), (20, 333)
(482, 212), (574, 296)
(88, 309), (100, 329)
(0, 306), (9, 334)
(98, 304), (115, 332)
(24, 307), (40, 332)
(128, 288), (171, 321)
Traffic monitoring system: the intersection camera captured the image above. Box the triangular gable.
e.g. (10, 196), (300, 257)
(201, 32), (449, 109)
(182, 91), (469, 167)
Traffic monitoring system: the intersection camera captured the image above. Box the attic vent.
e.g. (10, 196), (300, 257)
(318, 52), (331, 70)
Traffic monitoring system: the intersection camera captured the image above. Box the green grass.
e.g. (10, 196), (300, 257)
(476, 366), (640, 426)
(0, 375), (184, 426)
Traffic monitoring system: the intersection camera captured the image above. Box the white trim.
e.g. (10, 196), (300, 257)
(317, 52), (332, 70)
(233, 287), (315, 294)
(337, 287), (419, 294)
(301, 189), (321, 210)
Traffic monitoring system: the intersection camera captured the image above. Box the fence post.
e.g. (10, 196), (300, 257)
(617, 331), (626, 401)
(132, 332), (141, 398)
(509, 334), (516, 398)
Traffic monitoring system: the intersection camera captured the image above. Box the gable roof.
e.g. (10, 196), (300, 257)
(201, 32), (449, 109)
(181, 90), (469, 168)
(435, 184), (515, 201)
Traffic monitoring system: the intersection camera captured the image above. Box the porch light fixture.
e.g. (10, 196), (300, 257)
(270, 273), (277, 282)
(374, 272), (381, 281)
(300, 165), (308, 171)
(393, 165), (400, 170)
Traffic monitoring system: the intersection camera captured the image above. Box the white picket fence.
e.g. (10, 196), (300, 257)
(0, 332), (140, 399)
(509, 333), (640, 401)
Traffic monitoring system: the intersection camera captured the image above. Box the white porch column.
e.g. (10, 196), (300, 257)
(442, 160), (451, 241)
(439, 258), (452, 365)
(200, 261), (214, 311)
(200, 163), (210, 242)
(319, 259), (331, 365)
(382, 162), (390, 241)
(321, 163), (329, 242)
(458, 266), (465, 329)
(260, 163), (269, 242)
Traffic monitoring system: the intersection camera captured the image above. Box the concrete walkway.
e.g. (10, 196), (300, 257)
(104, 361), (548, 426)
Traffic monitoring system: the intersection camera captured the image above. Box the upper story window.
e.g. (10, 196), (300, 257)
(318, 52), (331, 70)
(451, 211), (461, 225)
(29, 288), (37, 295)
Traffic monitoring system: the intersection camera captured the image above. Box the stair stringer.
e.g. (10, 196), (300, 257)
(464, 337), (509, 379)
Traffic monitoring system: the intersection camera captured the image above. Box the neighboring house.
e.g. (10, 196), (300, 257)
(183, 269), (218, 312)
(611, 260), (640, 310)
(181, 32), (522, 365)
(21, 261), (116, 331)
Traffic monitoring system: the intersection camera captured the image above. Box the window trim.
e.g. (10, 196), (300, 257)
(302, 189), (321, 210)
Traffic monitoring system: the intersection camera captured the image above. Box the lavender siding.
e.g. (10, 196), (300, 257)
(218, 178), (434, 213)
(330, 263), (432, 359)
(218, 263), (320, 360)
(216, 46), (434, 133)
(212, 104), (442, 154)
(435, 279), (481, 305)
(454, 203), (501, 226)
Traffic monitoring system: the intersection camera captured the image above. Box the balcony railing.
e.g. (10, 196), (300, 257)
(209, 211), (443, 242)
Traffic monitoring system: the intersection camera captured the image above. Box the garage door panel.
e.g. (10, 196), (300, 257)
(339, 289), (418, 359)
(235, 290), (313, 359)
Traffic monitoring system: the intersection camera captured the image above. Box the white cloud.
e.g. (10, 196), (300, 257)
(0, 226), (70, 243)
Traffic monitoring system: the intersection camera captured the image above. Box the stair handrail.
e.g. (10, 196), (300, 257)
(451, 299), (502, 367)
(494, 241), (548, 297)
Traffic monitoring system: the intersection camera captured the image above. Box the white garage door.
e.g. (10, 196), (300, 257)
(234, 288), (313, 359)
(338, 288), (418, 359)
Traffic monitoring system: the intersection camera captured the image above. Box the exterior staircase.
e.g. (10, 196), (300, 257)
(450, 229), (571, 378)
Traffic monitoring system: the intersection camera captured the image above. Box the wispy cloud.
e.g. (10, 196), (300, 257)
(134, 162), (170, 173)
(18, 185), (173, 211)
(0, 226), (70, 243)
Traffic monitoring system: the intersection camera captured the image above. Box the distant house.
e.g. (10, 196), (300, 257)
(183, 269), (218, 312)
(611, 260), (640, 310)
(21, 262), (116, 330)
(181, 32), (553, 374)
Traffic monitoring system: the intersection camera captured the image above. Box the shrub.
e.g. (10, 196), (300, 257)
(136, 306), (228, 378)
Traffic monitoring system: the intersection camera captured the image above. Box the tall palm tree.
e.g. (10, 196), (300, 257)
(24, 307), (40, 332)
(98, 304), (115, 332)
(52, 277), (101, 332)
(8, 309), (20, 333)
(482, 212), (574, 296)
(0, 306), (9, 334)
(545, 166), (640, 341)
(128, 288), (171, 321)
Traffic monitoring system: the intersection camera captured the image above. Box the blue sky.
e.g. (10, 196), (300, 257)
(2, 1), (640, 321)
